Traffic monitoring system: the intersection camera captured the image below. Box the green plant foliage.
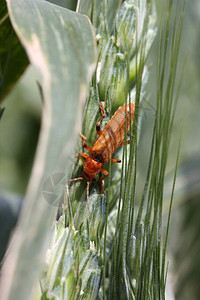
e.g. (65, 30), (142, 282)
(77, 0), (122, 32)
(0, 0), (185, 299)
(40, 0), (188, 299)
(97, 0), (156, 114)
(40, 215), (101, 299)
(0, 0), (96, 299)
(0, 1), (29, 102)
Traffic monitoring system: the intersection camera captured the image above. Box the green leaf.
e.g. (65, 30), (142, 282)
(0, 1), (29, 102)
(0, 0), (96, 299)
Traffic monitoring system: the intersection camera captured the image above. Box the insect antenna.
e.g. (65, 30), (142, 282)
(86, 181), (94, 224)
(68, 177), (94, 223)
(139, 96), (156, 120)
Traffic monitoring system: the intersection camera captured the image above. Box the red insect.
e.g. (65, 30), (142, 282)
(69, 102), (135, 201)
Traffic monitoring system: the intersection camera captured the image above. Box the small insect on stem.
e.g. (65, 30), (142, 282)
(69, 102), (135, 213)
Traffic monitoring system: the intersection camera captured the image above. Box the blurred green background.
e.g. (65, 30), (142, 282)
(0, 0), (200, 299)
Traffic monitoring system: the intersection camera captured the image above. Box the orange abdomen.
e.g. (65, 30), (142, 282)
(91, 103), (135, 164)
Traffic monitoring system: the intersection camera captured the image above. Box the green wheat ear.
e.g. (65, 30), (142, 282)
(40, 1), (185, 299)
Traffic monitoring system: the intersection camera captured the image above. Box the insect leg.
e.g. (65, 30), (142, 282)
(111, 157), (121, 163)
(96, 102), (106, 135)
(79, 133), (92, 152)
(69, 176), (93, 222)
(120, 140), (130, 146)
(69, 177), (84, 182)
(99, 168), (109, 194)
(99, 101), (106, 117)
(77, 153), (90, 159)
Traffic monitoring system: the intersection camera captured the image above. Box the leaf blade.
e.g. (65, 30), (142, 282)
(0, 1), (97, 299)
